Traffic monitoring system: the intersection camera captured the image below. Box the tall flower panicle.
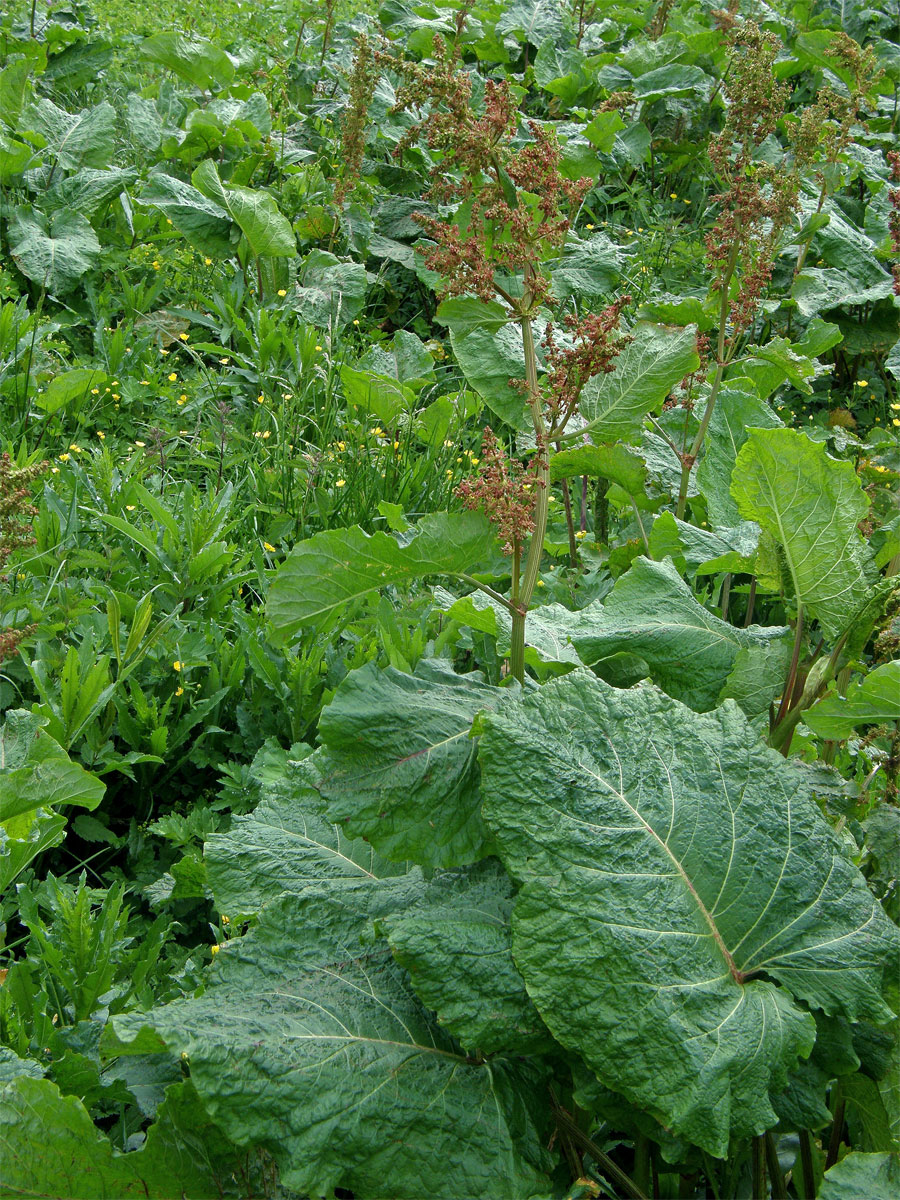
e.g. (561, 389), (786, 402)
(542, 296), (633, 433)
(335, 35), (380, 206)
(455, 429), (542, 556)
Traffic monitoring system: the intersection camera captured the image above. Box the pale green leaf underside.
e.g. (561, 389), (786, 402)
(731, 428), (876, 641)
(818, 1151), (900, 1199)
(111, 891), (552, 1200)
(266, 512), (501, 639)
(317, 660), (502, 867)
(579, 322), (700, 443)
(478, 671), (899, 1155)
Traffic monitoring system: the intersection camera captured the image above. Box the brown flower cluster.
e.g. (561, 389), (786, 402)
(455, 428), (542, 556)
(334, 35), (380, 207)
(542, 296), (632, 432)
(382, 36), (591, 308)
(791, 34), (881, 174)
(889, 151), (900, 296)
(0, 453), (46, 664)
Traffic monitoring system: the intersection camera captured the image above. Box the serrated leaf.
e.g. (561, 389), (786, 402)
(579, 323), (700, 443)
(380, 860), (551, 1055)
(478, 671), (900, 1155)
(267, 512), (501, 640)
(110, 891), (553, 1199)
(205, 744), (410, 919)
(731, 429), (877, 641)
(804, 661), (900, 740)
(317, 660), (503, 867)
(8, 204), (101, 295)
(571, 556), (789, 713)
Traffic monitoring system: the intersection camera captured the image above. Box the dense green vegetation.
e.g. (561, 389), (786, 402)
(1, 0), (899, 1196)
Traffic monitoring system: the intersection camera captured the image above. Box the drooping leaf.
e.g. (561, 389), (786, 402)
(192, 159), (295, 257)
(109, 891), (553, 1200)
(293, 249), (369, 326)
(0, 710), (104, 825)
(46, 167), (136, 219)
(205, 744), (410, 919)
(648, 511), (760, 576)
(549, 234), (622, 300)
(478, 671), (899, 1156)
(434, 297), (510, 336)
(20, 98), (116, 171)
(35, 367), (109, 416)
(267, 512), (501, 640)
(0, 1077), (263, 1198)
(317, 660), (503, 867)
(340, 365), (410, 425)
(804, 661), (900, 740)
(8, 204), (101, 295)
(379, 860), (552, 1055)
(449, 323), (532, 431)
(731, 428), (877, 641)
(696, 384), (782, 526)
(357, 330), (435, 385)
(549, 442), (646, 494)
(818, 1151), (900, 1199)
(571, 556), (789, 713)
(579, 323), (700, 443)
(138, 172), (234, 258)
(140, 33), (235, 93)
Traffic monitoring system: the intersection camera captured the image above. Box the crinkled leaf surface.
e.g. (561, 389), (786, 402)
(205, 743), (409, 918)
(648, 511), (760, 577)
(731, 428), (877, 641)
(549, 442), (646, 494)
(579, 323), (700, 443)
(192, 158), (295, 257)
(478, 671), (899, 1155)
(571, 556), (789, 713)
(449, 323), (532, 431)
(8, 204), (101, 295)
(317, 660), (502, 867)
(804, 661), (900, 740)
(140, 33), (235, 92)
(1, 710), (104, 824)
(139, 172), (234, 257)
(267, 512), (501, 639)
(0, 1077), (252, 1198)
(380, 860), (552, 1055)
(21, 98), (116, 171)
(294, 249), (369, 327)
(110, 891), (552, 1200)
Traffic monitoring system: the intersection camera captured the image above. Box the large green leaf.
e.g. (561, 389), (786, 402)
(192, 159), (295, 257)
(0, 1077), (261, 1198)
(449, 324), (532, 431)
(696, 384), (782, 526)
(8, 204), (101, 295)
(205, 743), (410, 919)
(140, 33), (235, 92)
(579, 323), (700, 443)
(20, 98), (116, 171)
(804, 661), (900, 740)
(293, 249), (369, 327)
(571, 556), (789, 713)
(731, 429), (877, 641)
(433, 586), (582, 675)
(380, 860), (552, 1055)
(110, 891), (553, 1199)
(0, 710), (104, 824)
(35, 366), (109, 416)
(317, 660), (503, 867)
(818, 1152), (900, 1199)
(139, 172), (234, 258)
(46, 166), (136, 219)
(549, 442), (646, 494)
(478, 671), (899, 1155)
(267, 512), (501, 640)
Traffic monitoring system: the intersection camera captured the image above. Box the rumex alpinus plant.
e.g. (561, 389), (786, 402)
(0, 453), (46, 663)
(382, 35), (631, 680)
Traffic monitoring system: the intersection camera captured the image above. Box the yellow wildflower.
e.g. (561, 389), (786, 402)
(173, 660), (182, 672)
(277, 289), (287, 297)
(335, 479), (346, 488)
(263, 542), (277, 552)
(168, 372), (177, 382)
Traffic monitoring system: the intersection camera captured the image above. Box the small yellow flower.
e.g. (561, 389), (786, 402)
(575, 530), (587, 540)
(126, 504), (136, 511)
(257, 394), (265, 404)
(159, 348), (169, 356)
(890, 403), (899, 411)
(893, 418), (900, 427)
(69, 443), (81, 452)
(670, 192), (678, 199)
(96, 431), (105, 439)
(140, 379), (150, 385)
(90, 387), (100, 395)
(168, 372), (177, 382)
(175, 686), (184, 696)
(470, 457), (479, 467)
(857, 379), (869, 387)
(261, 430), (270, 439)
(683, 197), (691, 204)
(221, 914), (230, 925)
(335, 479), (346, 488)
(173, 660), (182, 672)
(585, 222), (594, 229)
(337, 441), (346, 451)
(536, 580), (545, 587)
(352, 319), (360, 325)
(112, 393), (120, 400)
(51, 466), (59, 474)
(277, 289), (287, 297)
(58, 453), (70, 462)
(134, 440), (146, 447)
(179, 332), (189, 341)
(210, 944), (220, 956)
(315, 344), (322, 351)
(392, 440), (400, 450)
(263, 541), (277, 552)
(282, 392), (293, 400)
(446, 469), (453, 476)
(219, 357), (230, 365)
(205, 257), (212, 265)
(152, 260), (160, 270)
